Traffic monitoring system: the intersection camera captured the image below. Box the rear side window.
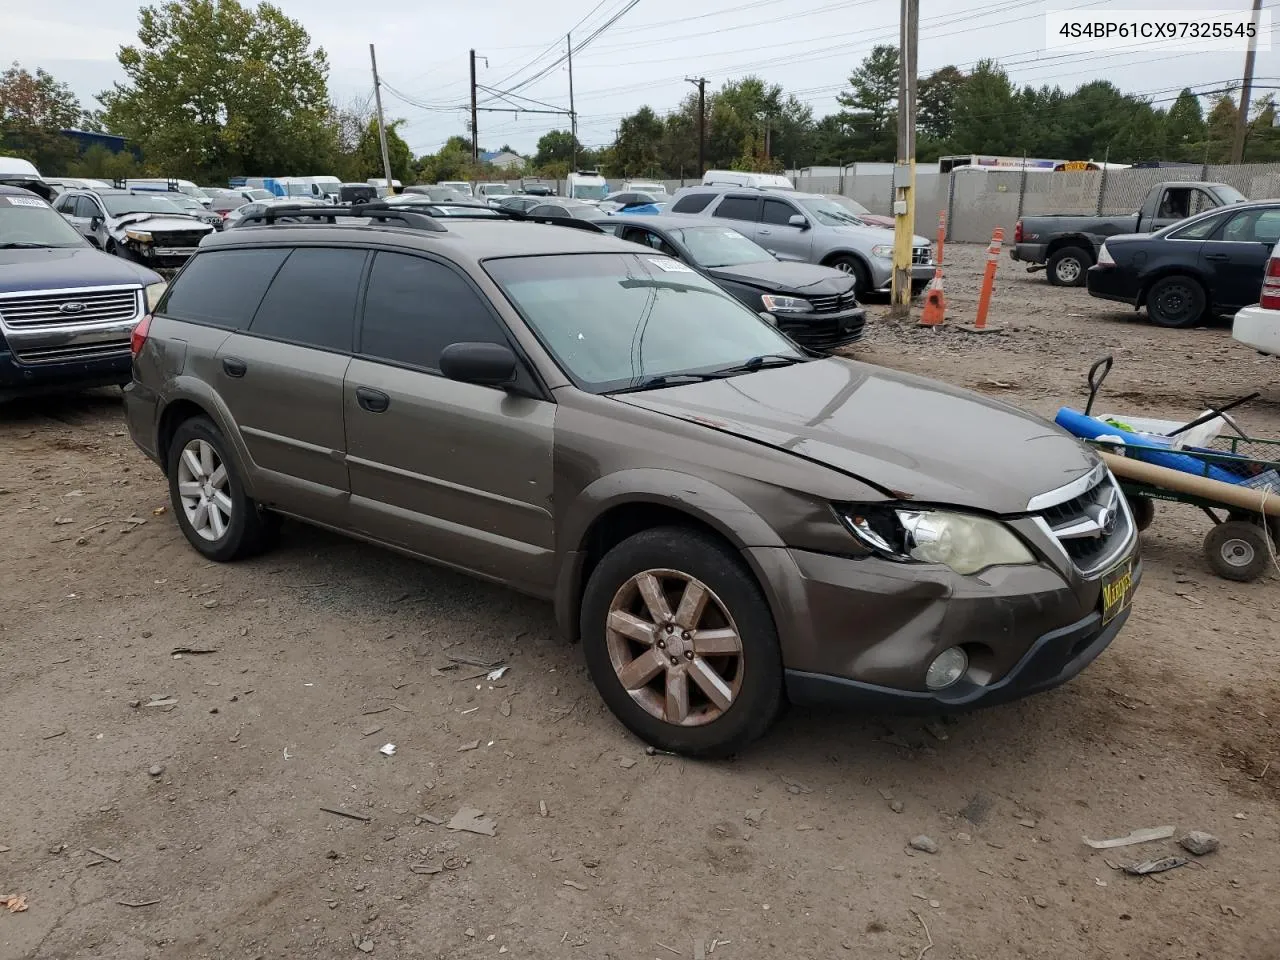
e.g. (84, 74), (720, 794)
(248, 248), (366, 352)
(360, 252), (507, 371)
(160, 248), (289, 329)
(671, 192), (714, 214)
(712, 195), (760, 222)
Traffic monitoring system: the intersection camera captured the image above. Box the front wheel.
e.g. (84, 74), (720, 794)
(1146, 275), (1206, 328)
(580, 527), (783, 758)
(1204, 520), (1272, 582)
(827, 255), (870, 297)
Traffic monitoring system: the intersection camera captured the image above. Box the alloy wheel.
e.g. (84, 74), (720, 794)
(1055, 258), (1081, 283)
(176, 438), (232, 542)
(605, 569), (744, 727)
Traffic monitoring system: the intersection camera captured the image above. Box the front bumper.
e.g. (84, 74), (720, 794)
(1011, 242), (1048, 265)
(871, 260), (936, 292)
(747, 541), (1141, 713)
(0, 343), (131, 401)
(1086, 265), (1141, 306)
(774, 306), (867, 352)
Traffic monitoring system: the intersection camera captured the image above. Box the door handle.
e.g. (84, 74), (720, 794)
(1204, 253), (1230, 261)
(355, 386), (390, 413)
(758, 229), (772, 236)
(221, 357), (247, 378)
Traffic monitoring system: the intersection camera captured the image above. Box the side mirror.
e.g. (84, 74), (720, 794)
(90, 216), (103, 230)
(788, 214), (809, 230)
(439, 342), (517, 387)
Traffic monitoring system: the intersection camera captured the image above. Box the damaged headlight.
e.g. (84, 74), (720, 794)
(124, 229), (153, 242)
(144, 281), (168, 312)
(838, 506), (1035, 576)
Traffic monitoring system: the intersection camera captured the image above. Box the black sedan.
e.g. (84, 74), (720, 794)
(1087, 200), (1280, 328)
(593, 214), (865, 351)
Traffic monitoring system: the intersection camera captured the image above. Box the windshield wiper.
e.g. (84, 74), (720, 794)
(0, 241), (53, 249)
(710, 354), (808, 375)
(611, 372), (730, 393)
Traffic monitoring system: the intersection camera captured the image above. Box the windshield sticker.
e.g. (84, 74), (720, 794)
(1, 195), (46, 207)
(648, 257), (693, 273)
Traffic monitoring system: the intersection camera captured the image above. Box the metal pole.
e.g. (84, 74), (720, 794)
(369, 44), (394, 194)
(469, 49), (479, 164)
(891, 0), (918, 314)
(567, 32), (577, 171)
(1017, 149), (1027, 221)
(1096, 144), (1110, 216)
(1230, 0), (1263, 164)
(685, 77), (707, 177)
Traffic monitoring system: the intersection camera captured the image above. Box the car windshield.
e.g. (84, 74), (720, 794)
(486, 253), (803, 393)
(0, 196), (87, 248)
(572, 183), (608, 200)
(798, 197), (865, 226)
(102, 194), (187, 216)
(825, 195), (870, 216)
(245, 189), (272, 200)
(172, 197), (205, 212)
(671, 225), (774, 268)
(1216, 186), (1247, 205)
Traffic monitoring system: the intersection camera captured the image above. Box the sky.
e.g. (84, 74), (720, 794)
(3, 0), (1275, 158)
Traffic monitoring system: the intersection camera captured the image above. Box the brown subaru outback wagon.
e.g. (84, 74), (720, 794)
(125, 203), (1141, 757)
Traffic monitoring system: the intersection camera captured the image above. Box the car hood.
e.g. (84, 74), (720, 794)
(0, 246), (161, 293)
(707, 259), (855, 296)
(614, 358), (1097, 514)
(828, 222), (929, 246)
(110, 212), (213, 234)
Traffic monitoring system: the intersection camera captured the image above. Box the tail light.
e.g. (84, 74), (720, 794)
(131, 313), (152, 357)
(1013, 219), (1023, 243)
(1096, 243), (1115, 267)
(1261, 255), (1280, 311)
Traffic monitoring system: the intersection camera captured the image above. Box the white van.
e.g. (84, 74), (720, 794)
(566, 170), (608, 203)
(475, 182), (515, 205)
(622, 180), (668, 195)
(438, 181), (473, 197)
(125, 178), (212, 205)
(701, 170), (794, 191)
(0, 156), (54, 201)
(366, 177), (403, 197)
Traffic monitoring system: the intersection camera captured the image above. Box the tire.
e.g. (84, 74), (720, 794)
(1046, 245), (1090, 286)
(1146, 275), (1206, 329)
(579, 526), (784, 758)
(1203, 520), (1272, 582)
(165, 416), (274, 562)
(827, 255), (871, 297)
(1127, 495), (1155, 532)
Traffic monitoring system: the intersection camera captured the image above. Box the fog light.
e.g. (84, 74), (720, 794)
(925, 647), (968, 690)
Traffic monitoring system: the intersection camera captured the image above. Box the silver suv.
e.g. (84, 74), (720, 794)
(667, 186), (935, 296)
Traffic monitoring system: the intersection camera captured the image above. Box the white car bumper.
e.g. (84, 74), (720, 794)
(1233, 304), (1280, 357)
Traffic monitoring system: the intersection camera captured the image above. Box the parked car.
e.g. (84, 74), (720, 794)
(339, 183), (378, 205)
(475, 183), (516, 205)
(527, 200), (600, 219)
(43, 177), (113, 195)
(124, 178), (213, 206)
(1013, 181), (1247, 286)
(167, 194), (226, 230)
(0, 185), (164, 400)
(383, 197), (504, 217)
(496, 195), (546, 214)
(53, 188), (215, 267)
(0, 156), (55, 201)
(621, 180), (670, 195)
(702, 170), (794, 190)
(1232, 241), (1280, 356)
(223, 197), (328, 228)
(124, 204), (1140, 757)
(437, 181), (474, 198)
(668, 185), (934, 296)
(593, 213), (865, 351)
(598, 190), (668, 214)
(1086, 200), (1280, 327)
(821, 194), (894, 229)
(565, 170), (609, 202)
(204, 190), (251, 219)
(403, 185), (468, 202)
(519, 180), (554, 196)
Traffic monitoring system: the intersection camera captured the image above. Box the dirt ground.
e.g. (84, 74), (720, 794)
(1, 243), (1278, 960)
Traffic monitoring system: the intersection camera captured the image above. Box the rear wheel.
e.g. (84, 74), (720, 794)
(1127, 495), (1155, 532)
(1047, 245), (1090, 286)
(1204, 520), (1272, 582)
(827, 255), (870, 297)
(1146, 276), (1206, 328)
(580, 527), (783, 758)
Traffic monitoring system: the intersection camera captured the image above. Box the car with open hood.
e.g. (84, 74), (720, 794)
(124, 203), (1140, 758)
(53, 187), (214, 267)
(593, 213), (865, 351)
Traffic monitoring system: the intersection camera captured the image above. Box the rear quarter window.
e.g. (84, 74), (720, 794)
(159, 248), (289, 329)
(671, 192), (714, 214)
(247, 248), (367, 352)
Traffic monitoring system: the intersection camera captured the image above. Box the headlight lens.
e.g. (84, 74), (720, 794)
(840, 507), (1035, 576)
(871, 244), (893, 259)
(144, 281), (168, 312)
(760, 294), (813, 314)
(125, 229), (152, 242)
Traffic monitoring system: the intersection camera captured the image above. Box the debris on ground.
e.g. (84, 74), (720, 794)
(378, 743), (396, 757)
(170, 646), (217, 655)
(148, 765), (164, 777)
(562, 879), (587, 890)
(88, 847), (120, 863)
(891, 800), (905, 814)
(539, 800), (549, 818)
(744, 808), (765, 825)
(116, 899), (161, 908)
(619, 757), (637, 769)
(409, 863), (441, 875)
(1179, 831), (1220, 856)
(909, 835), (939, 855)
(1, 894), (28, 913)
(458, 740), (480, 752)
(499, 699), (511, 717)
(780, 776), (812, 795)
(143, 697), (178, 709)
(414, 813), (444, 826)
(1123, 857), (1191, 876)
(361, 725), (383, 737)
(319, 806), (371, 823)
(354, 934), (374, 953)
(486, 666), (510, 681)
(1083, 825), (1176, 849)
(448, 654), (503, 669)
(446, 807), (497, 837)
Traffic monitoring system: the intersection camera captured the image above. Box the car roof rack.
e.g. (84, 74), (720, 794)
(237, 201), (448, 232)
(378, 200), (607, 235)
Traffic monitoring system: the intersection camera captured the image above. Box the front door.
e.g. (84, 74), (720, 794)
(756, 196), (813, 261)
(1204, 206), (1280, 309)
(343, 250), (557, 595)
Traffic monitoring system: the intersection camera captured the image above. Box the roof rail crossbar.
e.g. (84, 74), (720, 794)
(383, 202), (607, 234)
(238, 201), (448, 232)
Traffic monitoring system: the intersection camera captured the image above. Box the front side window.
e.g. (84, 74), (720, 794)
(761, 198), (801, 226)
(248, 248), (366, 351)
(160, 248), (289, 329)
(1168, 212), (1227, 240)
(485, 253), (802, 393)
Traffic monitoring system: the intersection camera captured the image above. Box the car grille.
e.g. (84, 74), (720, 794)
(153, 229), (208, 247)
(912, 246), (932, 265)
(0, 287), (141, 328)
(1034, 470), (1131, 574)
(13, 340), (132, 364)
(808, 289), (859, 313)
(778, 310), (866, 352)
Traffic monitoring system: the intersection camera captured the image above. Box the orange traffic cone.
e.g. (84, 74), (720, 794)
(919, 268), (946, 326)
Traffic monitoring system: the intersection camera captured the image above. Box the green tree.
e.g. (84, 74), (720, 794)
(614, 105), (664, 177)
(0, 62), (93, 171)
(948, 59), (1020, 155)
(834, 44), (899, 159)
(66, 144), (148, 180)
(1165, 88), (1207, 160)
(533, 129), (580, 168)
(100, 0), (334, 183)
(917, 65), (964, 142)
(1204, 93), (1238, 162)
(353, 117), (412, 182)
(1245, 95), (1280, 162)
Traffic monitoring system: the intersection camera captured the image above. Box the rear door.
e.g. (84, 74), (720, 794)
(1203, 206), (1280, 309)
(343, 250), (557, 595)
(211, 246), (366, 523)
(756, 195), (813, 261)
(709, 193), (761, 236)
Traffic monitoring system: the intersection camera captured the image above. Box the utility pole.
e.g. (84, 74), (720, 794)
(890, 0), (919, 315)
(369, 44), (395, 195)
(1230, 0), (1263, 164)
(469, 49), (479, 164)
(568, 32), (578, 171)
(764, 118), (771, 160)
(685, 77), (707, 176)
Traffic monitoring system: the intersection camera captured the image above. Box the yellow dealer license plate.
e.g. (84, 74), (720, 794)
(1100, 560), (1135, 625)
